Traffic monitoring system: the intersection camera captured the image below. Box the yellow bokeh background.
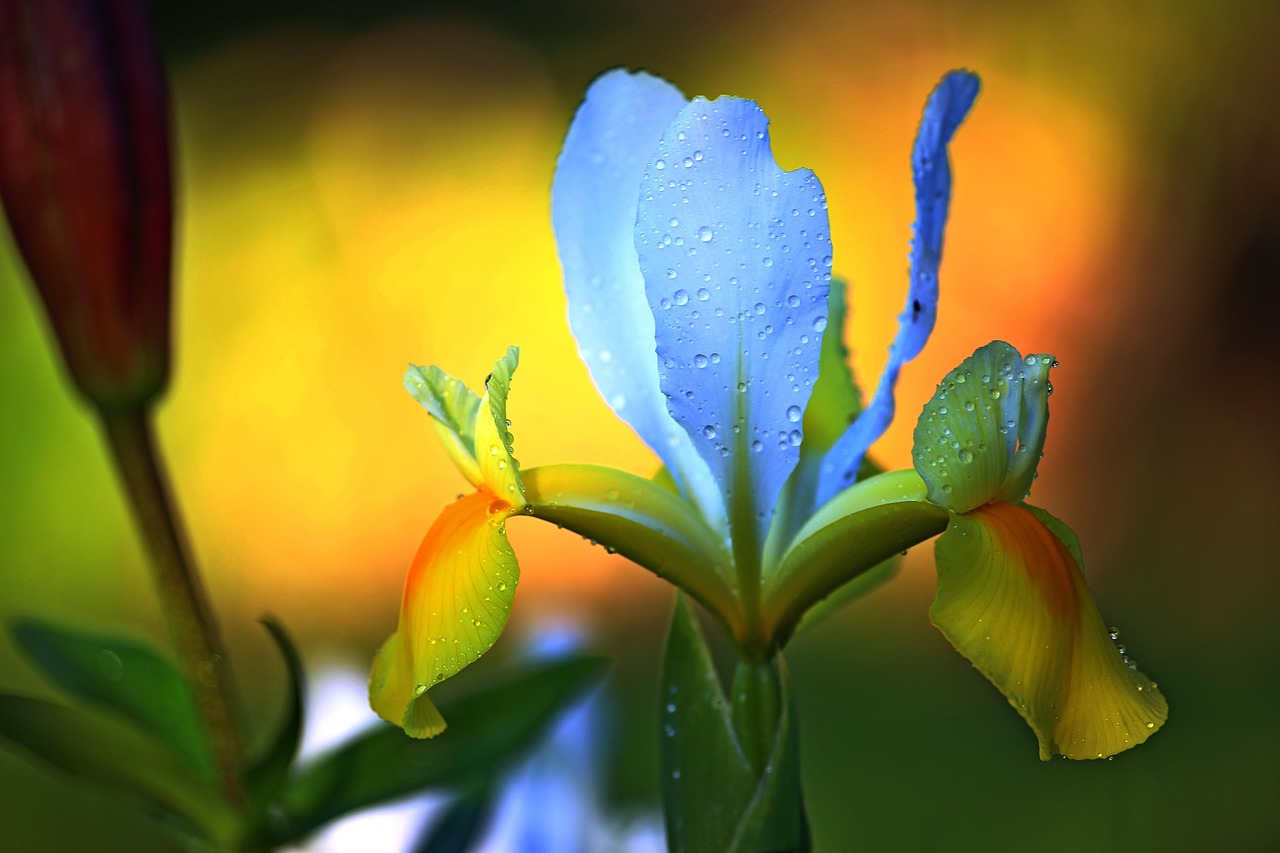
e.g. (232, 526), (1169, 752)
(2, 0), (1277, 848)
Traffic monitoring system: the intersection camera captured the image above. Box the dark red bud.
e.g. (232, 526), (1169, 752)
(0, 0), (172, 411)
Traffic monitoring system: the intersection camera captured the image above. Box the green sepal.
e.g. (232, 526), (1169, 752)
(524, 463), (741, 644)
(0, 693), (238, 845)
(912, 341), (1054, 512)
(405, 363), (484, 487)
(762, 469), (949, 646)
(10, 619), (214, 781)
(266, 655), (604, 847)
(660, 595), (809, 852)
(243, 618), (305, 812)
(474, 346), (525, 503)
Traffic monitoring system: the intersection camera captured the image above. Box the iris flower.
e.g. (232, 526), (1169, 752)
(370, 69), (1167, 761)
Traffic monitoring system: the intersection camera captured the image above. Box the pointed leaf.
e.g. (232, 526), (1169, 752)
(637, 95), (832, 557)
(552, 68), (724, 527)
(816, 71), (980, 505)
(0, 694), (236, 843)
(912, 341), (1053, 512)
(274, 657), (604, 846)
(10, 619), (213, 780)
(243, 617), (305, 808)
(370, 492), (521, 738)
(931, 503), (1167, 759)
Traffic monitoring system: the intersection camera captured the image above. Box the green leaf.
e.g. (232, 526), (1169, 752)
(243, 618), (305, 809)
(660, 596), (809, 852)
(269, 655), (604, 846)
(411, 778), (494, 853)
(762, 469), (948, 646)
(0, 693), (237, 844)
(912, 341), (1054, 512)
(10, 619), (213, 780)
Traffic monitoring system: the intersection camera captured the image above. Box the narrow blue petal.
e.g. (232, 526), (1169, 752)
(635, 97), (832, 557)
(814, 70), (980, 509)
(552, 70), (724, 527)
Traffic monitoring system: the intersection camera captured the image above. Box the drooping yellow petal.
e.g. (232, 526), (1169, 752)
(931, 502), (1166, 760)
(369, 490), (519, 737)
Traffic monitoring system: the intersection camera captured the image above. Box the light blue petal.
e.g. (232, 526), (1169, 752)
(814, 70), (980, 509)
(635, 96), (832, 559)
(552, 69), (725, 529)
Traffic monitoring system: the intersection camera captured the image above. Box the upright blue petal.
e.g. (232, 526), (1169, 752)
(813, 70), (980, 510)
(552, 70), (724, 528)
(635, 97), (832, 558)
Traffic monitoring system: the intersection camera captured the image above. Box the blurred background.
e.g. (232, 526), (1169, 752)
(2, 0), (1277, 848)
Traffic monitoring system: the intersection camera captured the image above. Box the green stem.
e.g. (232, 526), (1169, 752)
(730, 658), (781, 775)
(100, 409), (245, 809)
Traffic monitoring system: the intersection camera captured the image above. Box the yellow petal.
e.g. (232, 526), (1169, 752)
(931, 502), (1167, 759)
(369, 490), (519, 737)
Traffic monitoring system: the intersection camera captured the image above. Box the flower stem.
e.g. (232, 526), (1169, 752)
(100, 408), (245, 808)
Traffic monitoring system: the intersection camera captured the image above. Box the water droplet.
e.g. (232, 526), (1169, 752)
(787, 429), (802, 446)
(1109, 627), (1120, 640)
(958, 449), (974, 464)
(751, 440), (763, 452)
(666, 268), (677, 280)
(964, 400), (976, 412)
(696, 287), (710, 301)
(496, 580), (508, 591)
(709, 352), (721, 364)
(674, 289), (689, 305)
(97, 650), (123, 682)
(654, 159), (666, 170)
(694, 353), (709, 368)
(786, 405), (802, 422)
(414, 683), (427, 696)
(812, 316), (827, 332)
(698, 225), (713, 242)
(702, 425), (717, 439)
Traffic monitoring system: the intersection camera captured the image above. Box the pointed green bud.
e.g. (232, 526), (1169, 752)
(912, 341), (1054, 512)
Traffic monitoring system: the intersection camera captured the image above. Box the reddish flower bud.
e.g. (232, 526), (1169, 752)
(0, 0), (172, 411)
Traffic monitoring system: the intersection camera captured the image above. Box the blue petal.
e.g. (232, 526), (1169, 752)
(813, 70), (980, 509)
(552, 69), (724, 527)
(635, 97), (832, 557)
